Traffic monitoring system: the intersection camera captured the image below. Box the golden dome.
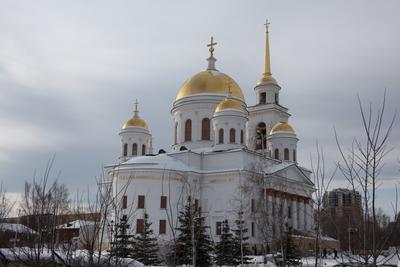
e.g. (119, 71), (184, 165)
(122, 117), (148, 130)
(270, 122), (295, 134)
(215, 97), (246, 113)
(175, 70), (245, 101)
(122, 100), (149, 130)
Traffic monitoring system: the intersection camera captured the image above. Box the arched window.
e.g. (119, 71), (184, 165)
(274, 149), (279, 160)
(229, 128), (236, 143)
(123, 143), (128, 157)
(293, 149), (296, 162)
(284, 148), (289, 160)
(201, 118), (210, 140)
(174, 122), (178, 144)
(218, 129), (224, 144)
(142, 144), (146, 155)
(132, 143), (137, 156)
(256, 122), (266, 150)
(180, 146), (187, 151)
(240, 130), (244, 144)
(184, 119), (192, 142)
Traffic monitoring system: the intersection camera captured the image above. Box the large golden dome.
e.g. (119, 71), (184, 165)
(270, 122), (295, 134)
(175, 70), (245, 101)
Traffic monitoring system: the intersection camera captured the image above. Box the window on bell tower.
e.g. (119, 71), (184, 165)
(201, 118), (210, 140)
(229, 128), (236, 143)
(284, 148), (289, 160)
(274, 148), (279, 160)
(256, 122), (266, 150)
(275, 93), (279, 104)
(218, 129), (224, 144)
(260, 92), (266, 104)
(184, 119), (192, 141)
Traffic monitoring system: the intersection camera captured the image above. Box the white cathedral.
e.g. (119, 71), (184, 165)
(105, 23), (315, 252)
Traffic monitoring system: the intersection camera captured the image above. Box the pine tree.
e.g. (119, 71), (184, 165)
(110, 215), (136, 258)
(194, 207), (214, 266)
(175, 196), (195, 265)
(175, 196), (214, 266)
(215, 219), (235, 266)
(135, 212), (160, 266)
(232, 210), (252, 265)
(282, 227), (301, 266)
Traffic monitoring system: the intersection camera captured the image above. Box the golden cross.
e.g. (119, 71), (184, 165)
(134, 99), (139, 112)
(264, 18), (270, 33)
(207, 36), (217, 57)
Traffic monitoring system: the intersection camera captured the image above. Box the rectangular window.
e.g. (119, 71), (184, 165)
(260, 92), (266, 104)
(159, 220), (166, 234)
(194, 199), (199, 210)
(138, 195), (145, 209)
(136, 219), (144, 234)
(160, 196), (167, 209)
(251, 199), (255, 213)
(251, 222), (255, 237)
(288, 205), (292, 219)
(122, 195), (128, 209)
(216, 221), (222, 235)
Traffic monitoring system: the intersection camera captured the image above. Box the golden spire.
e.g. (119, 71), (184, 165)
(258, 19), (277, 86)
(206, 36), (218, 70)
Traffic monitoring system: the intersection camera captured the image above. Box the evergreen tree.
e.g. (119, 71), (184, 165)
(282, 227), (301, 266)
(135, 212), (160, 266)
(175, 196), (214, 266)
(194, 207), (214, 266)
(175, 196), (195, 265)
(231, 210), (252, 265)
(110, 215), (136, 258)
(214, 219), (235, 266)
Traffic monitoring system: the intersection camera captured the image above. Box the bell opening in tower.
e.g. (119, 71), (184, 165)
(256, 122), (267, 150)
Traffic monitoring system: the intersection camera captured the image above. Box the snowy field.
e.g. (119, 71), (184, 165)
(1, 248), (399, 266)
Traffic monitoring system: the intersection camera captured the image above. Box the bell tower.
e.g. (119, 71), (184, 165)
(247, 19), (290, 153)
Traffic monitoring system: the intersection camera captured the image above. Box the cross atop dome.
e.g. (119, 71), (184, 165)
(207, 36), (217, 57)
(133, 99), (139, 117)
(206, 36), (218, 71)
(264, 18), (270, 33)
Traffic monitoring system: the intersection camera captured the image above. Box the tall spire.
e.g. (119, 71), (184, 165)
(258, 19), (277, 86)
(206, 36), (218, 70)
(133, 99), (139, 118)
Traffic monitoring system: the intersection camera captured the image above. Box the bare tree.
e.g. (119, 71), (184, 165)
(309, 142), (337, 267)
(0, 183), (14, 220)
(335, 90), (397, 266)
(16, 156), (71, 265)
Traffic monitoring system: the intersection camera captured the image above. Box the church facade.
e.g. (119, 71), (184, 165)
(105, 23), (315, 251)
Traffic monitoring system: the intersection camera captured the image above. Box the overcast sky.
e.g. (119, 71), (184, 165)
(0, 0), (399, 214)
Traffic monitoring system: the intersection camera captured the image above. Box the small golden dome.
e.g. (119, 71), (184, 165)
(122, 117), (148, 130)
(270, 122), (295, 134)
(122, 100), (149, 130)
(215, 97), (246, 113)
(176, 70), (245, 101)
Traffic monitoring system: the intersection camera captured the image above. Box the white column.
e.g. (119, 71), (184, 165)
(291, 197), (298, 229)
(303, 199), (308, 231)
(274, 194), (280, 237)
(282, 194), (288, 226)
(298, 197), (304, 231)
(306, 200), (313, 231)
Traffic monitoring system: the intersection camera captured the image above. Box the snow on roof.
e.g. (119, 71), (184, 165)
(0, 223), (37, 234)
(265, 161), (295, 174)
(56, 220), (96, 230)
(117, 154), (189, 172)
